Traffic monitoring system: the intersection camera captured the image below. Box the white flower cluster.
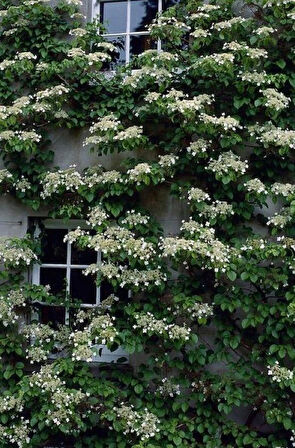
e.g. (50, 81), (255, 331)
(88, 52), (111, 64)
(14, 176), (31, 193)
(158, 154), (178, 167)
(188, 302), (214, 320)
(195, 53), (235, 67)
(190, 28), (210, 38)
(200, 113), (242, 131)
(246, 48), (268, 59)
(127, 163), (151, 184)
(84, 115), (143, 147)
(85, 169), (122, 188)
(267, 361), (294, 383)
(0, 289), (26, 327)
(180, 219), (215, 241)
(244, 178), (267, 194)
(0, 168), (13, 185)
(0, 418), (30, 448)
(36, 84), (69, 101)
(212, 17), (247, 31)
(167, 94), (214, 114)
(187, 139), (210, 157)
(64, 226), (87, 244)
(94, 263), (167, 288)
(259, 127), (295, 150)
(0, 238), (37, 266)
(261, 88), (290, 111)
(187, 187), (210, 203)
(160, 236), (232, 272)
(87, 205), (109, 227)
(144, 92), (161, 103)
(41, 166), (83, 198)
(115, 404), (160, 441)
(88, 227), (156, 264)
(223, 41), (247, 51)
(29, 366), (88, 431)
(113, 125), (143, 141)
(207, 151), (248, 176)
(121, 210), (150, 227)
(123, 67), (173, 89)
(0, 395), (23, 413)
(157, 378), (181, 397)
(70, 314), (118, 362)
(267, 209), (292, 229)
(199, 201), (234, 220)
(255, 26), (276, 36)
(271, 182), (295, 197)
(0, 130), (41, 143)
(69, 28), (87, 37)
(134, 312), (191, 341)
(23, 323), (56, 363)
(89, 114), (120, 133)
(238, 70), (271, 86)
(148, 15), (190, 33)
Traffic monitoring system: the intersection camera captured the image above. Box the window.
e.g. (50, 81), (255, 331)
(31, 219), (128, 362)
(93, 0), (179, 64)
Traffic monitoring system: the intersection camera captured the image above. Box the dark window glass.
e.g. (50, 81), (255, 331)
(100, 281), (129, 301)
(100, 1), (127, 33)
(130, 35), (156, 58)
(71, 245), (97, 265)
(106, 36), (126, 66)
(40, 268), (67, 296)
(40, 229), (67, 264)
(163, 0), (179, 9)
(130, 0), (158, 32)
(70, 269), (97, 304)
(40, 306), (65, 328)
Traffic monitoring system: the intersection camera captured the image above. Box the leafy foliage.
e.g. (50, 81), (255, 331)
(0, 0), (295, 446)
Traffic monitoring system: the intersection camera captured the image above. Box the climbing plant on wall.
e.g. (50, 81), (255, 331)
(0, 0), (295, 446)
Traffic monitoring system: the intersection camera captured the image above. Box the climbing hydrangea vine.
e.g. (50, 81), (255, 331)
(0, 0), (294, 447)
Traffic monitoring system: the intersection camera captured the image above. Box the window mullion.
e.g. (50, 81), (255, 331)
(126, 0), (131, 63)
(65, 235), (71, 325)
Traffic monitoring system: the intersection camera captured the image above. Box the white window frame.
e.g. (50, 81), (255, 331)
(31, 218), (129, 363)
(92, 0), (163, 64)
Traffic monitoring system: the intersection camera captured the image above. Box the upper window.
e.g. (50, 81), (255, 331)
(93, 0), (179, 64)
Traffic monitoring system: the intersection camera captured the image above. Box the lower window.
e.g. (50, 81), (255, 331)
(31, 219), (128, 362)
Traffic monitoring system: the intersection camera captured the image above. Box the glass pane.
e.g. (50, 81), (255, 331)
(130, 34), (156, 58)
(40, 306), (65, 328)
(100, 1), (127, 33)
(163, 0), (179, 9)
(130, 0), (158, 32)
(40, 268), (67, 296)
(100, 281), (129, 301)
(71, 245), (97, 265)
(106, 36), (126, 66)
(70, 269), (97, 305)
(40, 229), (67, 264)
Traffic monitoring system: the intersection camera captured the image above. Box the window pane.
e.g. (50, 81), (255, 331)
(106, 36), (126, 66)
(71, 245), (97, 265)
(163, 0), (179, 9)
(40, 305), (65, 328)
(40, 229), (67, 264)
(130, 0), (158, 32)
(100, 281), (129, 301)
(70, 269), (97, 305)
(130, 34), (157, 58)
(40, 268), (67, 296)
(100, 1), (127, 33)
